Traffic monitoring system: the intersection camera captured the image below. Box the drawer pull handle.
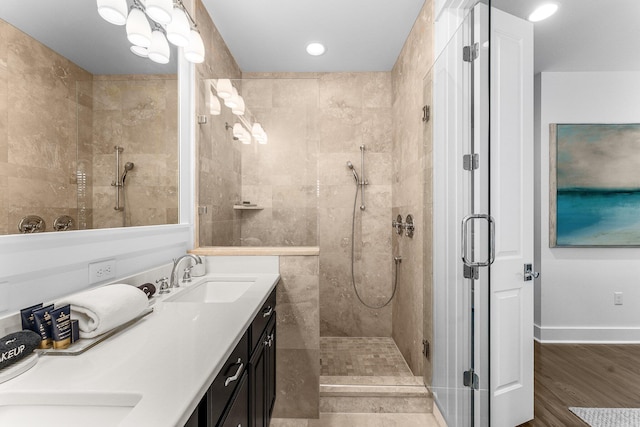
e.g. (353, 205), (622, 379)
(224, 358), (244, 387)
(262, 306), (273, 317)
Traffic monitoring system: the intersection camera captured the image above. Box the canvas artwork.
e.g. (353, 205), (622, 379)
(550, 123), (640, 247)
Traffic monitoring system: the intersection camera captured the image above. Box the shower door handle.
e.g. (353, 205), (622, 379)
(461, 214), (495, 267)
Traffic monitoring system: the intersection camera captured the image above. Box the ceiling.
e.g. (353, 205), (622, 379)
(1, 1), (638, 75)
(0, 0), (176, 75)
(201, 0), (426, 72)
(494, 0), (640, 73)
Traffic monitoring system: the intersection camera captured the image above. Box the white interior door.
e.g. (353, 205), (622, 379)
(488, 7), (534, 426)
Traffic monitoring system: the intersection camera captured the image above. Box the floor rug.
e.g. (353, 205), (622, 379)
(569, 407), (640, 427)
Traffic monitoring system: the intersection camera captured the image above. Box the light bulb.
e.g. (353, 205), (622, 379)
(240, 128), (252, 145)
(167, 7), (191, 47)
(232, 123), (244, 139)
(528, 3), (558, 22)
(216, 79), (233, 99)
(184, 29), (205, 63)
(224, 87), (239, 109)
(251, 123), (263, 138)
(126, 6), (152, 47)
(306, 42), (326, 56)
(232, 96), (245, 116)
(148, 28), (170, 64)
(97, 0), (128, 26)
(144, 0), (173, 24)
(130, 45), (149, 58)
(207, 92), (221, 115)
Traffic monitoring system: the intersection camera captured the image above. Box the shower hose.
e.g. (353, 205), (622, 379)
(350, 183), (400, 309)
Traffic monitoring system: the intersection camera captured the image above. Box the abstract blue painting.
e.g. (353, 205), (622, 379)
(551, 123), (640, 247)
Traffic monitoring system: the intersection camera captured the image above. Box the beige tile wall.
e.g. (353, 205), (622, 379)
(391, 0), (435, 378)
(0, 19), (92, 235)
(274, 255), (320, 419)
(239, 72), (394, 338)
(194, 0), (243, 246)
(91, 75), (178, 229)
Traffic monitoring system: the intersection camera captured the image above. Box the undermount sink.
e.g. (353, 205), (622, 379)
(0, 391), (141, 427)
(166, 278), (256, 303)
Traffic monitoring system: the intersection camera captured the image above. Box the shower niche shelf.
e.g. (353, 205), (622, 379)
(233, 204), (264, 210)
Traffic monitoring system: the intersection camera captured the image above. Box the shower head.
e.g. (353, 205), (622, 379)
(346, 161), (359, 184)
(121, 162), (135, 184)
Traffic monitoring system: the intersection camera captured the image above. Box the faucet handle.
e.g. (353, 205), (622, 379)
(182, 266), (193, 284)
(156, 277), (170, 294)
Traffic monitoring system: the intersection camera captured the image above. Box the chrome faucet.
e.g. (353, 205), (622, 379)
(170, 254), (203, 289)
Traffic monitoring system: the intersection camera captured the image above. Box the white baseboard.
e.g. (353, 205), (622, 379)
(535, 324), (640, 343)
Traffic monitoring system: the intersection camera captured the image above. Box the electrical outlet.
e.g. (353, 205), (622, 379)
(614, 292), (623, 306)
(88, 259), (116, 284)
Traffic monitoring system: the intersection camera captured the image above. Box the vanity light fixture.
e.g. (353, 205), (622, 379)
(148, 25), (170, 64)
(183, 29), (206, 64)
(528, 3), (558, 22)
(232, 96), (246, 116)
(144, 0), (173, 24)
(216, 79), (234, 99)
(306, 42), (326, 56)
(232, 123), (251, 144)
(215, 80), (269, 145)
(252, 123), (268, 145)
(207, 89), (221, 115)
(126, 4), (152, 47)
(224, 87), (240, 109)
(166, 5), (191, 47)
(97, 0), (206, 64)
(97, 0), (128, 25)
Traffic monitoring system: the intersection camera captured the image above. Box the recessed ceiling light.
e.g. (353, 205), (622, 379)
(306, 42), (326, 56)
(528, 3), (558, 22)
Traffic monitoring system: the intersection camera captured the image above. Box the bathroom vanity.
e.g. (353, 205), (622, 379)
(186, 288), (277, 427)
(0, 257), (279, 427)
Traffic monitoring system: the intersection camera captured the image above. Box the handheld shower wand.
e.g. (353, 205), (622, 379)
(121, 162), (134, 185)
(346, 161), (359, 184)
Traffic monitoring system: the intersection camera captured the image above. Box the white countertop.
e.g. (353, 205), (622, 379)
(0, 271), (280, 427)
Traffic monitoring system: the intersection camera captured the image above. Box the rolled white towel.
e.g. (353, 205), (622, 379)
(57, 284), (149, 339)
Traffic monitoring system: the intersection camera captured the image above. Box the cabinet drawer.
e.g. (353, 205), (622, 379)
(250, 287), (277, 353)
(209, 329), (249, 426)
(218, 371), (249, 427)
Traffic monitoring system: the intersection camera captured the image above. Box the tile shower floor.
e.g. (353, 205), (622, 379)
(320, 337), (413, 377)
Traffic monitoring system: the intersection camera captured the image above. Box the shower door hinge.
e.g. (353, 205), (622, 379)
(422, 105), (430, 122)
(463, 369), (479, 390)
(463, 264), (479, 279)
(463, 43), (479, 62)
(463, 154), (479, 171)
(422, 339), (430, 360)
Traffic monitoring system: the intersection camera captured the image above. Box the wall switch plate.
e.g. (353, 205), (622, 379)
(614, 292), (623, 305)
(89, 259), (116, 284)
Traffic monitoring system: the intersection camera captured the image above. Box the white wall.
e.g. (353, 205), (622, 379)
(0, 59), (197, 316)
(537, 71), (640, 342)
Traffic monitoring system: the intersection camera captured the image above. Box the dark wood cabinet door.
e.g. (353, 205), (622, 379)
(219, 371), (249, 427)
(265, 314), (276, 421)
(250, 337), (266, 427)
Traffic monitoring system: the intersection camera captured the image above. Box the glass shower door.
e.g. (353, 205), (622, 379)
(429, 2), (489, 426)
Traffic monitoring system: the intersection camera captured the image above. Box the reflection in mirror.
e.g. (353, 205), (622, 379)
(198, 78), (320, 247)
(0, 1), (179, 235)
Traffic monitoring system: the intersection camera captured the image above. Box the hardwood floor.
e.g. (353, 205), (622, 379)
(519, 341), (640, 426)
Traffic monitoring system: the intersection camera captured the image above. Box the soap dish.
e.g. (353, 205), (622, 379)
(35, 307), (153, 356)
(0, 353), (38, 384)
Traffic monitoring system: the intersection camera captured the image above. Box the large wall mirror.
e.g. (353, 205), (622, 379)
(0, 0), (180, 235)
